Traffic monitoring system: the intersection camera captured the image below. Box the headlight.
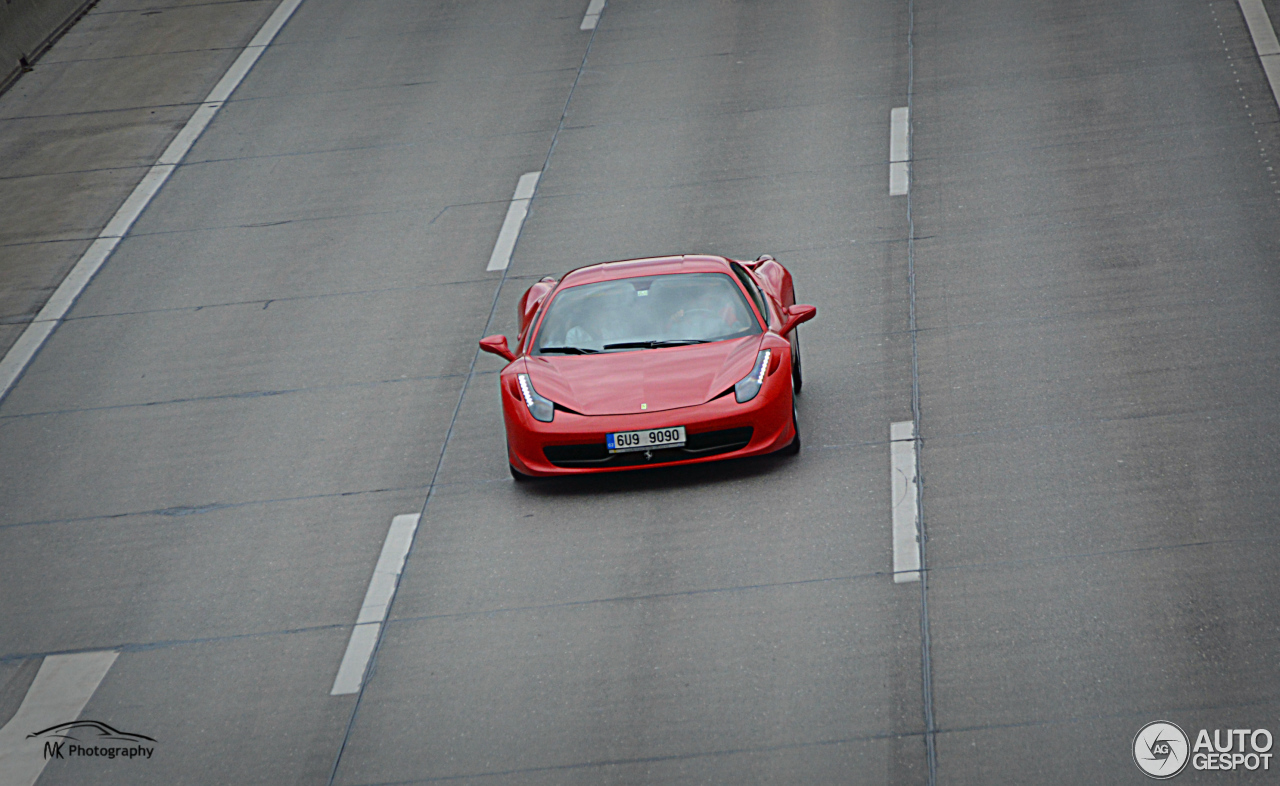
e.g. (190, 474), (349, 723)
(517, 373), (555, 422)
(734, 349), (772, 403)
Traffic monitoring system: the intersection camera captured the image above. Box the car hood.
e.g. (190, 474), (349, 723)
(525, 336), (762, 416)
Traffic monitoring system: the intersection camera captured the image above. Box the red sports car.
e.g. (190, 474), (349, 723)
(479, 254), (816, 479)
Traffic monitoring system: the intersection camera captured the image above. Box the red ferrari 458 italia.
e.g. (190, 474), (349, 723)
(479, 254), (816, 479)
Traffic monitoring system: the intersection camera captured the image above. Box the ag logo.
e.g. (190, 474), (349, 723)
(1134, 721), (1190, 779)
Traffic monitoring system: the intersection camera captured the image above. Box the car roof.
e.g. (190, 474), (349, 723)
(556, 255), (736, 288)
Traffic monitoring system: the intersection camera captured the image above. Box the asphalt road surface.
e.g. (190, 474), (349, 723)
(1, 0), (1279, 784)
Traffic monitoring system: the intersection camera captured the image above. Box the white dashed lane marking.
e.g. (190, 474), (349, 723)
(485, 172), (542, 272)
(890, 421), (921, 583)
(580, 0), (605, 31)
(331, 514), (421, 696)
(889, 106), (910, 196)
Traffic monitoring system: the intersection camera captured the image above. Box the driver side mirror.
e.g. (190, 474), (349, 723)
(779, 304), (816, 335)
(479, 335), (516, 362)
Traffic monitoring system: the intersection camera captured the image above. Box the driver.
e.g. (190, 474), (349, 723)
(665, 291), (744, 339)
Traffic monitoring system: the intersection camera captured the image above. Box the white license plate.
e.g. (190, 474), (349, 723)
(607, 426), (686, 453)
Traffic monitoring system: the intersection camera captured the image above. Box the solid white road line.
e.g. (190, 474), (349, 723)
(485, 171), (542, 272)
(0, 0), (306, 404)
(580, 0), (605, 31)
(0, 651), (118, 786)
(331, 513), (420, 696)
(889, 107), (910, 196)
(1239, 0), (1280, 109)
(890, 421), (921, 583)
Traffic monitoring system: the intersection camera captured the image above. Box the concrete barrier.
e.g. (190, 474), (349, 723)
(0, 0), (98, 93)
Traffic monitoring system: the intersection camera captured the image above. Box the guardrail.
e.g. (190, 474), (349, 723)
(0, 0), (98, 95)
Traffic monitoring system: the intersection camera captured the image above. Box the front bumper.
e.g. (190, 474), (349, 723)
(502, 359), (795, 477)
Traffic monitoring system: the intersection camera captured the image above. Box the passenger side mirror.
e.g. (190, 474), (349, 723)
(479, 335), (516, 362)
(779, 304), (816, 335)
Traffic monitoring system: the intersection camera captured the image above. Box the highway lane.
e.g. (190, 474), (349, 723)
(332, 1), (929, 783)
(0, 0), (1278, 784)
(1, 0), (604, 783)
(910, 0), (1280, 781)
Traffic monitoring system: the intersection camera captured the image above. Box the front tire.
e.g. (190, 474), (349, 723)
(510, 463), (533, 482)
(790, 328), (803, 393)
(779, 400), (801, 456)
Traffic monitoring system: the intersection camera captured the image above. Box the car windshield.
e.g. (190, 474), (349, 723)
(533, 272), (762, 354)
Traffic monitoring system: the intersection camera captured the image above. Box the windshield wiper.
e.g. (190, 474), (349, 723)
(538, 346), (599, 354)
(602, 339), (711, 350)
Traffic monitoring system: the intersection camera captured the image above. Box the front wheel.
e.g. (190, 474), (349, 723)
(779, 400), (801, 456)
(790, 328), (803, 393)
(510, 463), (533, 482)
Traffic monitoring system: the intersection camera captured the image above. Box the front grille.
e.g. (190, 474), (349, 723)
(544, 427), (753, 468)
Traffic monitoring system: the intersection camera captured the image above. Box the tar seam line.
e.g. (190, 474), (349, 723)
(903, 0), (938, 782)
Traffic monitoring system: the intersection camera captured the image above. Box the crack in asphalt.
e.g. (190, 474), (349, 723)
(0, 483), (432, 532)
(49, 275), (503, 322)
(0, 371), (476, 421)
(37, 44), (244, 67)
(88, 0), (271, 16)
(384, 570), (891, 626)
(339, 729), (927, 785)
(0, 621), (351, 666)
